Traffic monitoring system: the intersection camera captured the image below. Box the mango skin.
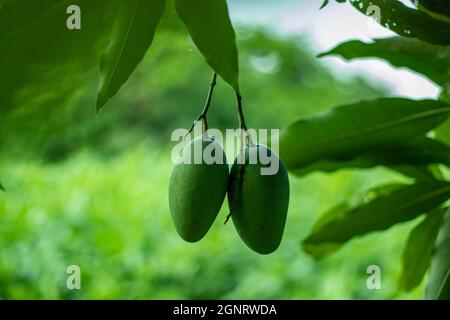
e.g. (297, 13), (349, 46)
(169, 136), (229, 242)
(228, 145), (290, 254)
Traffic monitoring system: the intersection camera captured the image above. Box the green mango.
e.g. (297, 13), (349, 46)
(169, 135), (229, 242)
(228, 144), (290, 254)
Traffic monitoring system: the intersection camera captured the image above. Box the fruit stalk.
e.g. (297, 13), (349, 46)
(236, 93), (254, 147)
(199, 72), (218, 131)
(225, 93), (251, 225)
(236, 93), (248, 131)
(187, 72), (217, 134)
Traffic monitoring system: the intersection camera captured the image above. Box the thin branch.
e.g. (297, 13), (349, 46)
(236, 93), (255, 147)
(225, 94), (251, 225)
(186, 72), (218, 135)
(201, 72), (218, 128)
(236, 93), (248, 131)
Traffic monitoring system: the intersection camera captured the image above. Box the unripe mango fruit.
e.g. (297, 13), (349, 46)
(169, 136), (229, 242)
(228, 145), (290, 254)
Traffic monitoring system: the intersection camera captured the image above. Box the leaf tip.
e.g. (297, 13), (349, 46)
(301, 240), (324, 261)
(96, 106), (103, 116)
(301, 237), (343, 260)
(316, 51), (331, 58)
(319, 0), (329, 9)
(96, 94), (107, 115)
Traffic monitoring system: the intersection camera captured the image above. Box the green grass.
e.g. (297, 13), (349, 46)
(0, 142), (426, 299)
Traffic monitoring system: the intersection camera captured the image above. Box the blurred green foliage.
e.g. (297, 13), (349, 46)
(0, 147), (424, 299)
(0, 14), (426, 299)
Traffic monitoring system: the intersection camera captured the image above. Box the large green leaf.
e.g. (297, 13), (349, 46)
(280, 98), (450, 170)
(0, 0), (118, 114)
(302, 180), (450, 259)
(97, 0), (166, 110)
(400, 208), (445, 291)
(0, 0), (69, 34)
(290, 138), (450, 176)
(340, 0), (450, 45)
(318, 37), (450, 86)
(175, 0), (240, 92)
(426, 208), (450, 299)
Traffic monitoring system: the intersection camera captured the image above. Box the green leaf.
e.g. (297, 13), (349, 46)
(398, 147), (449, 171)
(175, 0), (240, 92)
(418, 0), (450, 16)
(417, 0), (450, 23)
(311, 183), (405, 232)
(441, 85), (450, 103)
(0, 0), (69, 34)
(341, 0), (450, 45)
(436, 90), (450, 146)
(319, 37), (450, 86)
(436, 118), (450, 146)
(0, 1), (120, 115)
(426, 208), (450, 299)
(392, 165), (440, 182)
(280, 98), (450, 170)
(302, 180), (450, 259)
(0, 181), (4, 191)
(97, 0), (166, 111)
(290, 138), (450, 176)
(400, 208), (445, 291)
(322, 0), (346, 7)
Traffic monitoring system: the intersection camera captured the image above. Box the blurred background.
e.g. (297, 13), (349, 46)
(0, 0), (438, 299)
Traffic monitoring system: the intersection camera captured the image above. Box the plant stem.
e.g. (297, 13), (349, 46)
(187, 72), (217, 134)
(224, 93), (251, 225)
(236, 93), (248, 131)
(236, 93), (255, 147)
(199, 72), (218, 131)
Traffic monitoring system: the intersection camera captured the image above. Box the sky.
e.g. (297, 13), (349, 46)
(228, 0), (440, 99)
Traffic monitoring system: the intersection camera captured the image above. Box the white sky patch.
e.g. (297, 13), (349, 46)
(228, 0), (440, 99)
